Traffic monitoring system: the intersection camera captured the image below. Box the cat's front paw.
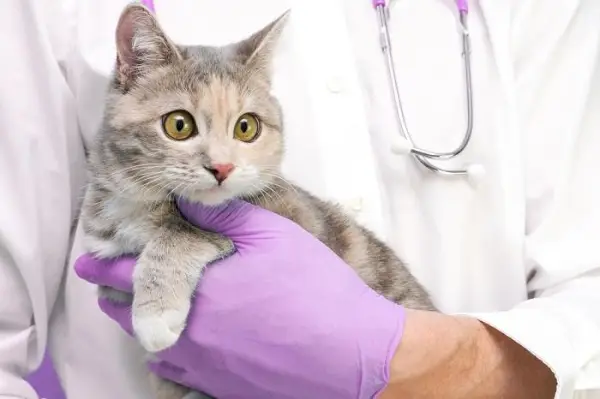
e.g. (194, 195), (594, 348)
(133, 305), (190, 352)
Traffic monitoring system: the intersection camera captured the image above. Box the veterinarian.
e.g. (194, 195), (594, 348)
(2, 0), (600, 398)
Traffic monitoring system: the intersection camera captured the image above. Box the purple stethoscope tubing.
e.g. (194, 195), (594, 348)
(140, 0), (155, 12)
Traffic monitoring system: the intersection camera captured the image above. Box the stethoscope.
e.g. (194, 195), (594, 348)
(372, 0), (485, 183)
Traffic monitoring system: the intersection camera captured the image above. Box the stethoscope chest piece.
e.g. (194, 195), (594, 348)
(389, 137), (486, 187)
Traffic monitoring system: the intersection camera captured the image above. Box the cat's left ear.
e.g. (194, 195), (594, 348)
(114, 3), (182, 89)
(234, 10), (290, 81)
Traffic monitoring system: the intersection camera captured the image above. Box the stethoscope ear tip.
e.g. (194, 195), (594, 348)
(390, 137), (413, 155)
(466, 163), (485, 186)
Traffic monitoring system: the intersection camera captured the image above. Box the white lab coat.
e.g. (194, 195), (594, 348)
(1, 0), (599, 398)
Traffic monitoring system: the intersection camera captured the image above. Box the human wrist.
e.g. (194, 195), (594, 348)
(471, 320), (556, 398)
(378, 311), (556, 399)
(378, 311), (481, 398)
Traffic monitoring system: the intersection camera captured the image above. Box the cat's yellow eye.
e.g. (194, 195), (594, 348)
(233, 113), (261, 143)
(163, 110), (196, 140)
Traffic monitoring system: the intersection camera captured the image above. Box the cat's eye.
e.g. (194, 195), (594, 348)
(162, 110), (197, 140)
(233, 113), (261, 143)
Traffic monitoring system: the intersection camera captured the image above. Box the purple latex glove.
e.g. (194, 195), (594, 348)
(74, 199), (406, 399)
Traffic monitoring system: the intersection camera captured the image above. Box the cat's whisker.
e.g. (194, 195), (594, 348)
(109, 162), (166, 173)
(243, 190), (260, 205)
(107, 165), (191, 189)
(131, 179), (169, 199)
(138, 181), (171, 199)
(115, 174), (169, 200)
(249, 182), (293, 215)
(167, 179), (192, 198)
(178, 181), (198, 201)
(108, 171), (165, 193)
(262, 180), (296, 203)
(259, 171), (300, 197)
(265, 186), (290, 212)
(105, 165), (169, 180)
(135, 172), (173, 186)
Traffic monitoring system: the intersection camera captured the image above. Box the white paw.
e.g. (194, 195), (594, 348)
(133, 307), (189, 352)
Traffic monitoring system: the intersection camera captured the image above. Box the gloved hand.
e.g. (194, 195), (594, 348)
(74, 199), (406, 399)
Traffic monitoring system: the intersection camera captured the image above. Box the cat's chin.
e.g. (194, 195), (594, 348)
(183, 190), (236, 206)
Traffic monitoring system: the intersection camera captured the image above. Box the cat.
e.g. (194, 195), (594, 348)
(80, 3), (436, 399)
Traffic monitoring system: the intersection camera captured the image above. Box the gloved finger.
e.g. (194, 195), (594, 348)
(148, 361), (216, 399)
(74, 253), (136, 292)
(176, 197), (294, 241)
(98, 297), (134, 335)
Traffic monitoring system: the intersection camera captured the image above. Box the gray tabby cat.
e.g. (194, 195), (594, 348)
(80, 3), (435, 399)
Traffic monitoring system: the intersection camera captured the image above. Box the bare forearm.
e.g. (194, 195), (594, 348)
(378, 310), (556, 399)
(469, 321), (556, 398)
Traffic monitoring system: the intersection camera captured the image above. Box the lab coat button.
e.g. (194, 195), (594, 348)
(343, 197), (363, 216)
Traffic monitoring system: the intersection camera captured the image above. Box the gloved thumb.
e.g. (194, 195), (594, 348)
(175, 197), (289, 240)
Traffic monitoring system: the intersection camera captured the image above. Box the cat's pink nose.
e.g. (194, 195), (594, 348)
(204, 163), (235, 183)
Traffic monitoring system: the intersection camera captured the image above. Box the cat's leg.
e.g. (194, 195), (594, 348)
(132, 221), (234, 353)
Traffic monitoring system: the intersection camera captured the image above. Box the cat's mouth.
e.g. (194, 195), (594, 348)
(171, 166), (265, 205)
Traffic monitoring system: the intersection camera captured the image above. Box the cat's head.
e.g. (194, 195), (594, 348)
(96, 3), (289, 205)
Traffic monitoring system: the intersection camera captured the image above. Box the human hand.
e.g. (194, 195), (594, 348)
(74, 199), (406, 399)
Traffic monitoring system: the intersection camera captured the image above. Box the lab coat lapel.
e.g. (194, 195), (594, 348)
(477, 0), (511, 81)
(477, 0), (525, 233)
(286, 0), (387, 240)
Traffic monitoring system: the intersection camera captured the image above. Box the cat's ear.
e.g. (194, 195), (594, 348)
(114, 3), (181, 88)
(234, 10), (290, 81)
